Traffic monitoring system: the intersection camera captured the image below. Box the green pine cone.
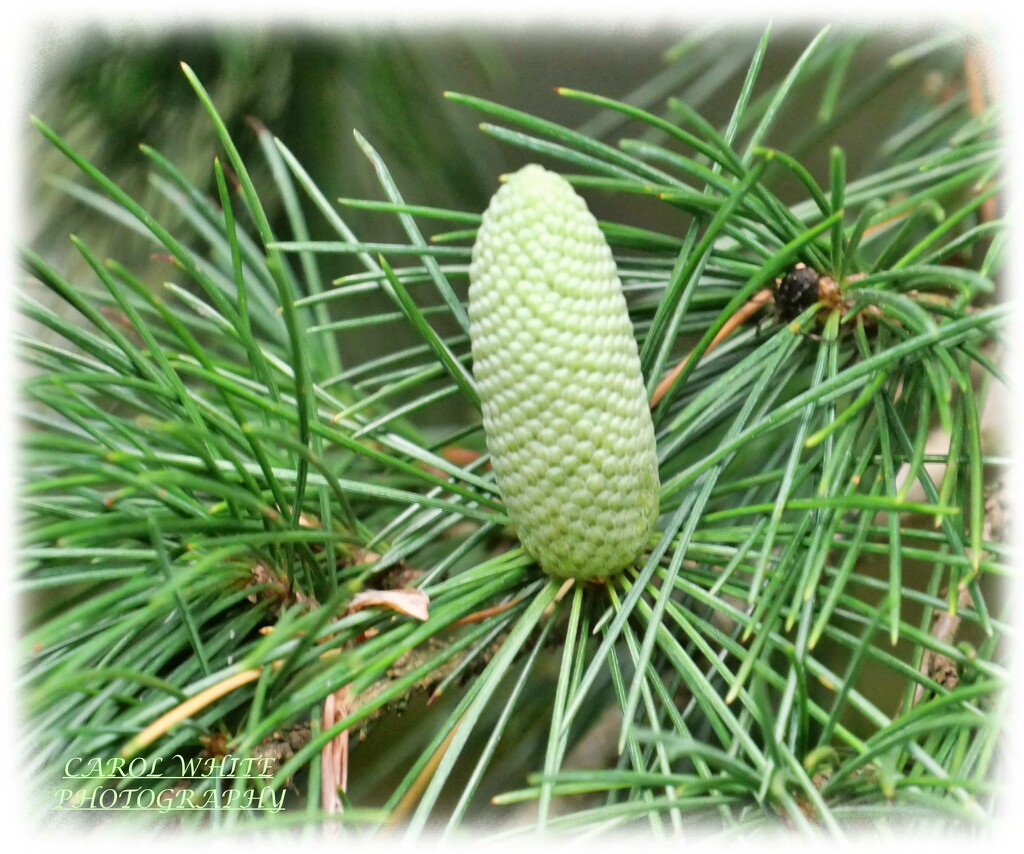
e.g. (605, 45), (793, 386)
(468, 164), (659, 580)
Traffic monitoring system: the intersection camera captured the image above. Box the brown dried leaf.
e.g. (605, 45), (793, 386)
(348, 589), (430, 621)
(321, 689), (349, 816)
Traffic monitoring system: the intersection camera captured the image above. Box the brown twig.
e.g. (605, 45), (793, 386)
(964, 46), (990, 121)
(250, 723), (312, 777)
(452, 596), (523, 627)
(913, 582), (974, 707)
(964, 45), (1000, 227)
(649, 288), (773, 408)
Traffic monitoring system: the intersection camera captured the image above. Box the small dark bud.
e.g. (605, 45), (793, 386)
(775, 263), (821, 320)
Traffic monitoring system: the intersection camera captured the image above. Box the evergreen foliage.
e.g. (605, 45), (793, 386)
(21, 25), (1007, 838)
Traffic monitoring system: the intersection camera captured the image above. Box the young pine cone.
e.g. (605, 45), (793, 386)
(468, 164), (659, 580)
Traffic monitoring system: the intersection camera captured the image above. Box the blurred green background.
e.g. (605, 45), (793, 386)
(24, 23), (951, 374)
